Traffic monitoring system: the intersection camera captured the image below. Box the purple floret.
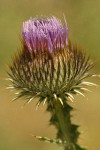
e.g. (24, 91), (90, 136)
(22, 16), (68, 52)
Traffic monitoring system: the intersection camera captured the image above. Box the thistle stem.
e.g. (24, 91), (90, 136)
(47, 97), (85, 150)
(53, 99), (71, 143)
(53, 99), (75, 150)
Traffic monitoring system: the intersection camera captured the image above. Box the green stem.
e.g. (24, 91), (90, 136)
(53, 99), (71, 143)
(47, 97), (86, 150)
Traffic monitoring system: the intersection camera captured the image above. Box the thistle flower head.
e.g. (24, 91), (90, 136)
(22, 16), (68, 52)
(8, 16), (94, 106)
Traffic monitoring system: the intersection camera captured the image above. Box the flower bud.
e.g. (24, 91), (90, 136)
(8, 16), (93, 105)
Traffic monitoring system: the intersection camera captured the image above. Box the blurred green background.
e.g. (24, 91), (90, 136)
(0, 0), (100, 150)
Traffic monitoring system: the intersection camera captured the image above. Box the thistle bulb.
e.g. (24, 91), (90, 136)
(8, 16), (93, 106)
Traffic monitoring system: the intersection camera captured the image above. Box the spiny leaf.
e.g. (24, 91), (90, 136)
(33, 135), (67, 145)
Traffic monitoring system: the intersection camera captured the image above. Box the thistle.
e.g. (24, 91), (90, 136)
(7, 16), (96, 150)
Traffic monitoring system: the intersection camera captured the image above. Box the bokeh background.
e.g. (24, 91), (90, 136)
(0, 0), (100, 150)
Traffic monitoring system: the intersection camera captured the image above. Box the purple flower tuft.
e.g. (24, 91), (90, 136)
(22, 16), (68, 52)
